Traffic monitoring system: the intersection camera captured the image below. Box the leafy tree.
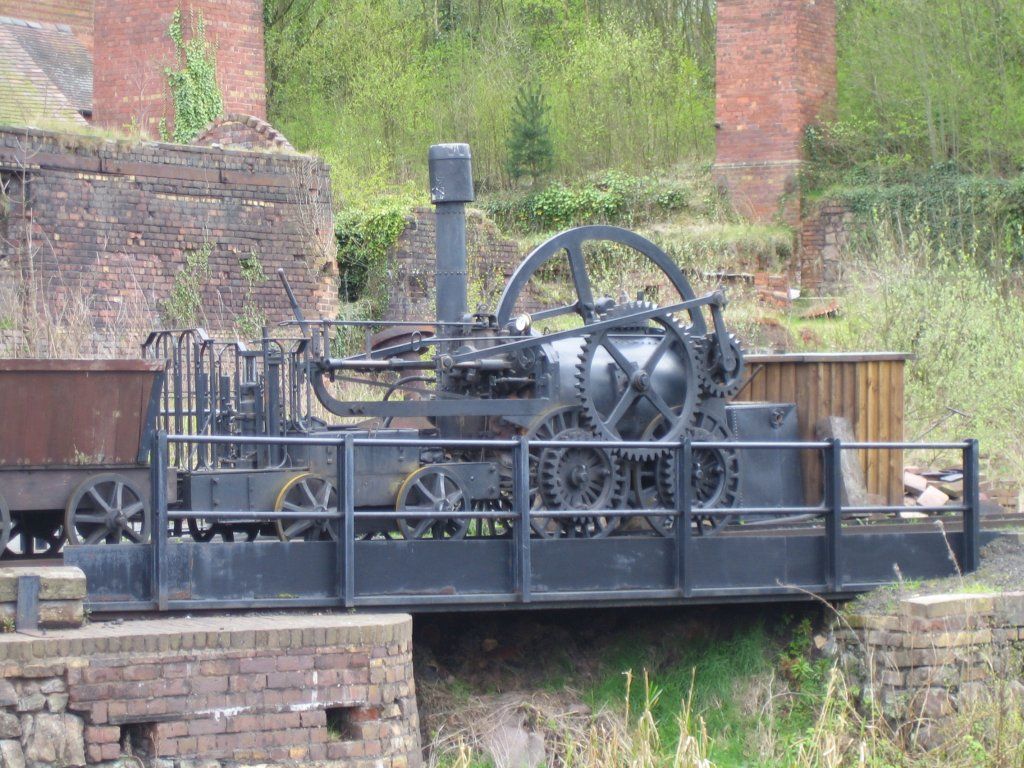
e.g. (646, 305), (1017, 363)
(506, 81), (554, 183)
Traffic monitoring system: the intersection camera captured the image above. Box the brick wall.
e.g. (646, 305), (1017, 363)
(798, 199), (853, 289)
(193, 114), (296, 152)
(93, 0), (265, 136)
(384, 207), (525, 321)
(713, 0), (837, 226)
(0, 126), (338, 355)
(0, 613), (420, 766)
(0, 0), (93, 48)
(837, 589), (1024, 749)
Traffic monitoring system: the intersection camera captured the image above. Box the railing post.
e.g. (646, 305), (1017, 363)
(340, 434), (356, 608)
(513, 437), (531, 603)
(676, 438), (693, 597)
(151, 431), (169, 611)
(825, 438), (843, 593)
(962, 438), (981, 574)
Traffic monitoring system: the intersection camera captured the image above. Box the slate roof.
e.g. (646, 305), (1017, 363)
(0, 15), (91, 127)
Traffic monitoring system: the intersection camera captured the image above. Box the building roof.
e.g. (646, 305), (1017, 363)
(0, 15), (91, 127)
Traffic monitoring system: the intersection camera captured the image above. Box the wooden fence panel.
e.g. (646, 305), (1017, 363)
(733, 353), (908, 504)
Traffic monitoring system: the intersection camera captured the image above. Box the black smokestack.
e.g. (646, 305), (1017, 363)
(428, 143), (474, 334)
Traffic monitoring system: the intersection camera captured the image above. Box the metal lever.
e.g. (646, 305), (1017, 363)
(277, 268), (306, 324)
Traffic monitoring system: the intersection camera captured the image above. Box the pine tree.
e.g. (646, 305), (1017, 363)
(506, 81), (554, 183)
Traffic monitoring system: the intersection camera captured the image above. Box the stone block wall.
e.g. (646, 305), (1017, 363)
(0, 613), (420, 767)
(0, 126), (338, 356)
(837, 591), (1024, 747)
(384, 207), (525, 321)
(0, 567), (87, 630)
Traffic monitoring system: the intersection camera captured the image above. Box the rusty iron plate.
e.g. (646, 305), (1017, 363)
(0, 359), (165, 467)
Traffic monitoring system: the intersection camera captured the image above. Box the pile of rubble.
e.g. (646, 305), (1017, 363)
(902, 467), (963, 512)
(903, 467), (1021, 515)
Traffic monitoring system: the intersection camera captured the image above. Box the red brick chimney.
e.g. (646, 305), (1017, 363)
(713, 0), (836, 225)
(93, 0), (266, 136)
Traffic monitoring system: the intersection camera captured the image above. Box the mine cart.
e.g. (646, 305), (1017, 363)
(0, 359), (166, 558)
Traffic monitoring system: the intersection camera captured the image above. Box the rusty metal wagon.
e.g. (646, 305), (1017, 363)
(0, 359), (165, 558)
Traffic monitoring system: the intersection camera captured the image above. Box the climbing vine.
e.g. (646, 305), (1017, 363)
(163, 9), (223, 143)
(161, 243), (212, 327)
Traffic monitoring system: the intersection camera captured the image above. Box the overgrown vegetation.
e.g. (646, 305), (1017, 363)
(265, 0), (715, 203)
(423, 603), (1024, 767)
(161, 242), (213, 328)
(163, 8), (224, 144)
(827, 0), (1024, 178)
(482, 171), (696, 234)
(793, 220), (1024, 484)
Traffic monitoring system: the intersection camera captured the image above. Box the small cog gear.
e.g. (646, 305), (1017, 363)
(575, 303), (701, 460)
(698, 332), (745, 399)
(538, 427), (627, 514)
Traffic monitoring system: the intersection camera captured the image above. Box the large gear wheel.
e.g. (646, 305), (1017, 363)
(575, 302), (701, 459)
(698, 332), (745, 399)
(635, 409), (740, 536)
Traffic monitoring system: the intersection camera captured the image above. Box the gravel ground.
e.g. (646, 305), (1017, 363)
(849, 532), (1024, 614)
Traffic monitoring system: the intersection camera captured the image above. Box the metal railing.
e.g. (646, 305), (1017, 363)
(146, 431), (982, 611)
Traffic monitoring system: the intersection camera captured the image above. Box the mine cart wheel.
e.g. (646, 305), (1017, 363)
(65, 473), (151, 546)
(395, 466), (471, 540)
(274, 474), (339, 542)
(4, 513), (65, 559)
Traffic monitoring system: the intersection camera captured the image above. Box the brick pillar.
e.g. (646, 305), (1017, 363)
(713, 0), (836, 225)
(93, 0), (266, 136)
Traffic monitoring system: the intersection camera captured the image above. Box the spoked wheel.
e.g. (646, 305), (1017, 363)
(65, 473), (151, 545)
(274, 474), (339, 542)
(0, 492), (10, 555)
(468, 498), (514, 538)
(395, 466), (470, 540)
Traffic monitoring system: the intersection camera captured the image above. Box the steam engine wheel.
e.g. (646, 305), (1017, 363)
(395, 466), (471, 540)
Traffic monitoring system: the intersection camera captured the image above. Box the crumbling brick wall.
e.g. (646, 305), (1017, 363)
(384, 207), (525, 321)
(799, 200), (854, 289)
(0, 126), (338, 355)
(0, 612), (420, 767)
(193, 114), (296, 153)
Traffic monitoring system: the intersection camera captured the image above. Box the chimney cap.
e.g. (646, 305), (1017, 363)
(428, 143), (474, 204)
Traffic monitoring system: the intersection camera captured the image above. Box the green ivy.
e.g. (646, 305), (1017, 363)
(334, 204), (408, 313)
(164, 9), (224, 143)
(162, 243), (212, 327)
